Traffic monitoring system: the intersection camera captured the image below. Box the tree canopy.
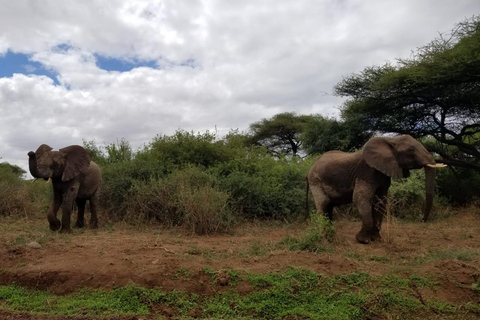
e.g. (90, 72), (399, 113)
(248, 112), (312, 156)
(336, 17), (480, 170)
(301, 114), (372, 155)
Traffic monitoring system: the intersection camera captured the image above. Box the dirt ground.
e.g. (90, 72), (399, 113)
(0, 208), (479, 319)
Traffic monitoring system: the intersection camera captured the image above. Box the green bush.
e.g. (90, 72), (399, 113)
(279, 214), (335, 252)
(388, 170), (447, 220)
(137, 130), (235, 170)
(98, 132), (312, 224)
(214, 155), (313, 220)
(436, 167), (480, 206)
(0, 163), (50, 217)
(126, 167), (234, 234)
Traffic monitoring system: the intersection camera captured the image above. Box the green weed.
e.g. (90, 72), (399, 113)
(0, 269), (478, 319)
(278, 214), (335, 253)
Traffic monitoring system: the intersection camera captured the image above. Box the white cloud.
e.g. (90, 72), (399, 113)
(0, 0), (479, 174)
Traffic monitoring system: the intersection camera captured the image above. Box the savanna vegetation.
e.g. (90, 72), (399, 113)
(1, 17), (479, 320)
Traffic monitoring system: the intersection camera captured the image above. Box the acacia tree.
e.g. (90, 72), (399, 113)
(336, 17), (480, 170)
(248, 112), (312, 156)
(301, 114), (372, 155)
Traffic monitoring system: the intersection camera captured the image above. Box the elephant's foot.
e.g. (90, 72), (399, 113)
(355, 230), (372, 244)
(89, 220), (98, 229)
(48, 219), (61, 231)
(59, 227), (72, 234)
(370, 232), (382, 242)
(74, 221), (86, 228)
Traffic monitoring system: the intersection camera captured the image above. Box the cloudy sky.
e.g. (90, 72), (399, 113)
(1, 0), (478, 173)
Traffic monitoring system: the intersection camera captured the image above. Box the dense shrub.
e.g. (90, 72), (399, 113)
(126, 167), (234, 234)
(137, 130), (235, 170)
(436, 167), (480, 205)
(97, 131), (313, 227)
(388, 170), (447, 220)
(214, 156), (313, 220)
(0, 163), (50, 216)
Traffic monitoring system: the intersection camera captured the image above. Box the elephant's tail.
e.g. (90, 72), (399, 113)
(305, 176), (310, 220)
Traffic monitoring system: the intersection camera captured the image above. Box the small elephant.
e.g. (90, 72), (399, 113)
(28, 144), (102, 233)
(307, 135), (446, 244)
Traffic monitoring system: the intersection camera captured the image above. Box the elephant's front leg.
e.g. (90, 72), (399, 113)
(371, 189), (388, 242)
(60, 185), (80, 233)
(353, 179), (376, 244)
(47, 191), (63, 231)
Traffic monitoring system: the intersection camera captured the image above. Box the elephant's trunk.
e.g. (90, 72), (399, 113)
(422, 163), (446, 222)
(28, 151), (42, 179)
(422, 166), (435, 222)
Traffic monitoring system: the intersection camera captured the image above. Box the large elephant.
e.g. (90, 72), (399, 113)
(307, 135), (446, 244)
(28, 144), (102, 233)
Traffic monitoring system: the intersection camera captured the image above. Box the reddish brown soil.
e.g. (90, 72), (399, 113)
(1, 209), (479, 319)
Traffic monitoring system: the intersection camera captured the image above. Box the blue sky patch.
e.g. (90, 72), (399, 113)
(94, 54), (158, 72)
(0, 51), (59, 84)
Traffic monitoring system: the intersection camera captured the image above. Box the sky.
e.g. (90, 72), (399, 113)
(1, 0), (479, 174)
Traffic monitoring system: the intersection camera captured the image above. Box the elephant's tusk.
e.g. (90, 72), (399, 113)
(426, 163), (448, 168)
(46, 178), (51, 183)
(31, 178), (38, 183)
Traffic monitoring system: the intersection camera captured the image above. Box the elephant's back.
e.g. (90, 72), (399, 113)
(308, 150), (361, 181)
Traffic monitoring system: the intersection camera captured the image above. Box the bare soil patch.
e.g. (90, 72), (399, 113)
(1, 208), (479, 319)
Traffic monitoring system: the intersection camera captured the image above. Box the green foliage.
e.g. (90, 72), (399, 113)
(436, 167), (480, 205)
(388, 170), (449, 220)
(301, 114), (372, 155)
(0, 269), (478, 319)
(248, 112), (313, 156)
(279, 214), (335, 252)
(0, 285), (196, 317)
(0, 162), (26, 177)
(89, 130), (314, 226)
(139, 129), (233, 169)
(0, 162), (50, 216)
(217, 157), (312, 220)
(388, 170), (426, 219)
(126, 167), (234, 234)
(83, 138), (134, 165)
(336, 17), (480, 171)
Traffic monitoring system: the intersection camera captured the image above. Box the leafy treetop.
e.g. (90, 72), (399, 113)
(336, 17), (480, 170)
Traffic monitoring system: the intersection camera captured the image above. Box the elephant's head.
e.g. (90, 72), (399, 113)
(28, 144), (91, 182)
(362, 135), (446, 221)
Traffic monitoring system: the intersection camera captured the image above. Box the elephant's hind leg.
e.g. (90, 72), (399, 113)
(88, 189), (100, 229)
(74, 198), (86, 228)
(309, 184), (332, 219)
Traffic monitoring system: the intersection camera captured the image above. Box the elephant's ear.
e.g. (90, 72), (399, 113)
(362, 137), (403, 179)
(35, 144), (53, 158)
(59, 145), (91, 182)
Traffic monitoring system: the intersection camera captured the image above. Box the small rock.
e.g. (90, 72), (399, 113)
(27, 241), (42, 249)
(152, 259), (160, 264)
(218, 276), (230, 286)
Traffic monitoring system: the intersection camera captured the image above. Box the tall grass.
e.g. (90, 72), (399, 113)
(126, 167), (234, 234)
(0, 165), (50, 217)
